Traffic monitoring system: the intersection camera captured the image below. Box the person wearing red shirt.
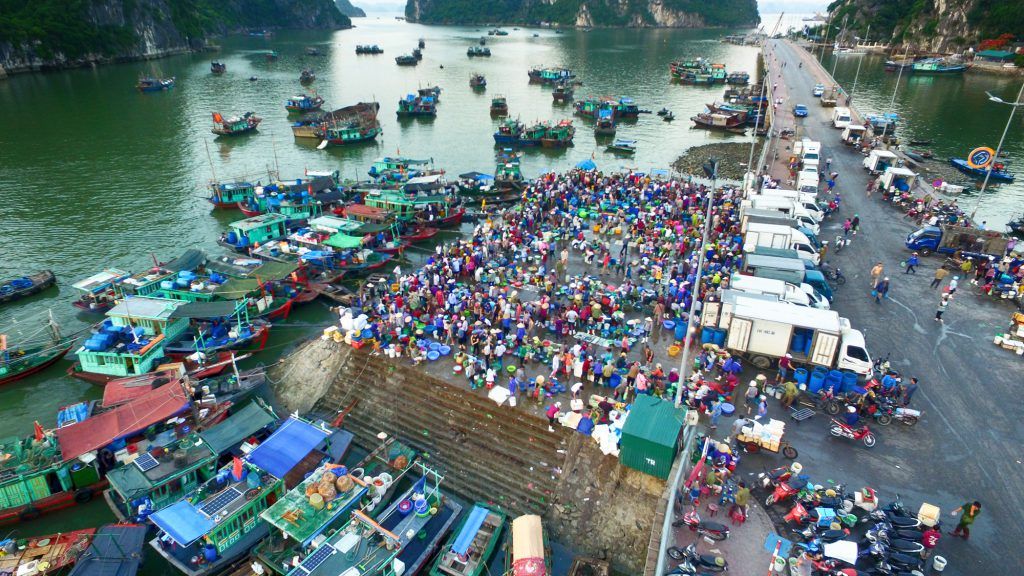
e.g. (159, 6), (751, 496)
(777, 354), (793, 384)
(921, 524), (941, 559)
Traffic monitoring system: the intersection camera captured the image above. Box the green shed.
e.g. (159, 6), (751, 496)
(619, 396), (686, 479)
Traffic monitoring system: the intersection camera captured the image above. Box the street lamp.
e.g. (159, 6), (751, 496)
(972, 82), (1024, 219)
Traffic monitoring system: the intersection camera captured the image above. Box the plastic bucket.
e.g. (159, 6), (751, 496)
(663, 320), (675, 330)
(841, 371), (859, 393)
(721, 403), (735, 416)
(808, 370), (826, 394)
(609, 373), (622, 388)
(794, 367), (808, 385)
(675, 323), (688, 341)
(439, 345), (451, 356)
(932, 556), (947, 572)
(668, 345), (681, 357)
(428, 342), (442, 351)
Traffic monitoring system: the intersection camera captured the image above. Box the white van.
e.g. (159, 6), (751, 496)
(797, 169), (819, 194)
(747, 196), (820, 234)
(832, 107), (852, 129)
(728, 274), (829, 310)
(758, 189), (823, 218)
(801, 140), (821, 170)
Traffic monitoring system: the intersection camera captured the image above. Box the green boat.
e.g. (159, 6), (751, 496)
(104, 401), (278, 522)
(208, 181), (257, 209)
(494, 149), (524, 191)
(1, 313), (74, 387)
(220, 213), (290, 252)
(429, 502), (506, 576)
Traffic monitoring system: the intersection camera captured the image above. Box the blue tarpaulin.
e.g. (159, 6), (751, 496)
(150, 501), (215, 546)
(247, 418), (328, 479)
(69, 524), (147, 576)
(451, 505), (490, 556)
(576, 159), (597, 171)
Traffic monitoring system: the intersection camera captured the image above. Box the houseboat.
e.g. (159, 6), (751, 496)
(104, 400), (278, 522)
(467, 46), (491, 57)
(493, 118), (525, 145)
(429, 503), (507, 576)
(528, 67), (574, 85)
(208, 180), (257, 210)
(150, 417), (352, 576)
(368, 157), (435, 179)
(316, 119), (382, 146)
(397, 94), (437, 117)
(220, 213), (291, 252)
(211, 112), (261, 136)
(68, 524), (148, 576)
(285, 94), (325, 114)
(72, 268), (131, 313)
(395, 54), (419, 66)
(540, 120), (575, 148)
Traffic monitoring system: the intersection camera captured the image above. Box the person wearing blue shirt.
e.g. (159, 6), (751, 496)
(844, 405), (860, 427)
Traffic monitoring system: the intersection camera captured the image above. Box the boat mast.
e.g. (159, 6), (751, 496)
(204, 139), (218, 182)
(47, 309), (61, 343)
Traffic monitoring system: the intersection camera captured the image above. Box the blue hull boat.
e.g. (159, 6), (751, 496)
(949, 158), (1015, 182)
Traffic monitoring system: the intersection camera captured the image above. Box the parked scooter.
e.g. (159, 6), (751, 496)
(666, 543), (728, 573)
(672, 508), (731, 541)
(766, 475), (810, 506)
(828, 418), (877, 448)
(874, 551), (925, 574)
(874, 399), (921, 426)
(758, 463), (802, 491)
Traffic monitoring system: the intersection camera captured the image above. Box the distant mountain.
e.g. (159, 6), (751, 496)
(405, 0), (760, 27)
(0, 0), (350, 74)
(335, 0), (367, 17)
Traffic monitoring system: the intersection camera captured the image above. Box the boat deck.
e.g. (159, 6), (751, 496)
(152, 523), (270, 576)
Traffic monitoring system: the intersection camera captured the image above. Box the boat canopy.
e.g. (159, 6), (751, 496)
(150, 500), (216, 547)
(451, 504), (490, 556)
(68, 524), (147, 576)
(511, 515), (546, 574)
(164, 249), (208, 273)
(199, 401), (277, 455)
(108, 297), (184, 321)
(168, 300), (240, 319)
(54, 382), (189, 461)
(403, 174), (445, 192)
(323, 234), (364, 249)
(459, 171), (495, 181)
(73, 269), (131, 293)
(102, 366), (185, 407)
(247, 417), (330, 480)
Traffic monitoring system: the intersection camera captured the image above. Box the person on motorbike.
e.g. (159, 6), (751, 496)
(844, 405), (860, 427)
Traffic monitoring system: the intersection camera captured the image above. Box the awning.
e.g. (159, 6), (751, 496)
(164, 249), (207, 273)
(323, 233), (364, 249)
(452, 505), (490, 556)
(169, 300), (240, 319)
(151, 501), (215, 547)
(459, 171), (494, 181)
(247, 418), (329, 479)
(316, 190), (346, 203)
(576, 159), (597, 171)
(210, 278), (262, 298)
(199, 402), (278, 455)
(54, 383), (189, 461)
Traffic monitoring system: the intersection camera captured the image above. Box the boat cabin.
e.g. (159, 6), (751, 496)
(208, 181), (256, 208)
(72, 268), (131, 312)
(224, 213), (289, 250)
(76, 298), (189, 378)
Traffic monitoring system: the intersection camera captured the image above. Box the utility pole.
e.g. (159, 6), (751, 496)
(849, 25), (870, 100)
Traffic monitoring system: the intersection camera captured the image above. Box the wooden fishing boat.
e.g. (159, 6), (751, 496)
(949, 157), (1015, 182)
(208, 180), (256, 209)
(136, 76), (174, 92)
(594, 108), (616, 136)
(691, 112), (746, 133)
(396, 54), (419, 66)
(210, 61), (226, 74)
(552, 83), (573, 102)
(0, 528), (96, 575)
(309, 281), (356, 305)
(490, 95), (508, 116)
(397, 94), (437, 117)
(540, 120), (575, 148)
(164, 318), (272, 357)
(606, 138), (637, 154)
(429, 502), (507, 576)
(402, 224), (440, 242)
(299, 69), (316, 84)
(211, 111), (261, 136)
(1, 270), (56, 304)
(356, 45), (384, 54)
(72, 268), (130, 313)
(418, 85), (441, 100)
(285, 94), (325, 114)
(528, 67), (574, 85)
(0, 317), (74, 387)
(467, 46), (491, 57)
(495, 149), (524, 191)
(470, 73), (487, 90)
(504, 515), (552, 576)
(493, 118), (524, 145)
(912, 58), (968, 74)
(726, 71), (750, 85)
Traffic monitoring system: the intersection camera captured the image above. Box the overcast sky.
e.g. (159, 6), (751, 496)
(354, 0), (831, 13)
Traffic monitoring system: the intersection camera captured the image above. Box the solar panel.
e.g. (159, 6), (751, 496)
(134, 452), (160, 472)
(297, 545), (334, 573)
(199, 485), (244, 517)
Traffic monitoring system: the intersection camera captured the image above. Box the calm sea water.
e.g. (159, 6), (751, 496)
(0, 12), (1021, 570)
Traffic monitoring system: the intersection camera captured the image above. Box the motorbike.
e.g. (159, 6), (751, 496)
(758, 464), (800, 491)
(828, 418), (877, 448)
(666, 543), (728, 573)
(821, 263), (847, 285)
(766, 475), (810, 506)
(864, 537), (926, 558)
(865, 495), (923, 528)
(784, 500), (857, 528)
(791, 524), (849, 544)
(863, 522), (924, 543)
(874, 551), (924, 574)
(672, 508), (730, 541)
(874, 399), (921, 426)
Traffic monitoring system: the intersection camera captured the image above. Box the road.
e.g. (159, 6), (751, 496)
(750, 39), (1024, 574)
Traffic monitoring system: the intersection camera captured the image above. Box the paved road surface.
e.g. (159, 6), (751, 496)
(750, 39), (1024, 574)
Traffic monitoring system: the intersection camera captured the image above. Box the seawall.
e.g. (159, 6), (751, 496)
(270, 337), (666, 573)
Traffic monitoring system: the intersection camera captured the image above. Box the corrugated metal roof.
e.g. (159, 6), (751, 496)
(200, 402), (277, 455)
(621, 396), (685, 448)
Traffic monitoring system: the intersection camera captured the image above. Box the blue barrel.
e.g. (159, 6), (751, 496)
(812, 366), (828, 379)
(700, 327), (714, 344)
(712, 329), (726, 347)
(841, 371), (859, 393)
(794, 367), (809, 386)
(675, 323), (688, 341)
(808, 370), (826, 394)
(204, 544), (218, 562)
(791, 333), (805, 353)
(826, 370), (844, 393)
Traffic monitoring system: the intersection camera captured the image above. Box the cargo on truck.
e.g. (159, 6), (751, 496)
(905, 224), (1010, 258)
(841, 124), (866, 145)
(831, 107), (852, 129)
(701, 298), (872, 375)
(877, 166), (918, 193)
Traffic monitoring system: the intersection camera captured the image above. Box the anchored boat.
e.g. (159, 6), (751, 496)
(1, 270), (56, 305)
(210, 111), (261, 136)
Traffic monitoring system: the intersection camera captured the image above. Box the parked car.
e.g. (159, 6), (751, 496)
(812, 83), (825, 97)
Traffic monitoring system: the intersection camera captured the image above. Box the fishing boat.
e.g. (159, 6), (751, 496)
(663, 111), (675, 121)
(552, 82), (573, 102)
(574, 97), (601, 118)
(470, 73), (487, 90)
(949, 158), (1015, 182)
(368, 157), (435, 179)
(305, 46), (321, 56)
(317, 120), (382, 146)
(150, 417), (350, 576)
(208, 180), (257, 209)
(884, 58), (914, 72)
(467, 46), (491, 57)
(263, 50), (279, 60)
(691, 112), (746, 133)
(163, 315), (272, 357)
(709, 63), (727, 83)
(495, 148), (524, 191)
(282, 464), (461, 576)
(104, 400), (277, 522)
(541, 120), (575, 148)
(300, 69), (316, 84)
(912, 58), (968, 74)
(68, 524), (148, 576)
(136, 76), (174, 92)
(72, 268), (130, 313)
(356, 45), (384, 54)
(866, 113), (898, 135)
(528, 67), (574, 85)
(494, 118), (525, 145)
(396, 54), (419, 66)
(903, 149), (928, 163)
(402, 224), (440, 242)
(726, 71), (750, 85)
(594, 108), (616, 136)
(704, 102), (750, 122)
(429, 502), (507, 576)
(518, 122), (547, 147)
(295, 101), (380, 141)
(220, 213), (291, 252)
(419, 38), (426, 48)
(490, 96), (509, 116)
(1008, 215), (1024, 235)
(210, 61), (226, 74)
(285, 94), (325, 114)
(0, 313), (74, 386)
(413, 48), (423, 61)
(252, 437), (419, 575)
(504, 515), (552, 576)
(657, 108), (669, 116)
(1, 270), (56, 305)
(0, 528), (96, 575)
(210, 111), (261, 136)
(419, 85), (442, 100)
(606, 138), (637, 154)
(397, 94), (437, 117)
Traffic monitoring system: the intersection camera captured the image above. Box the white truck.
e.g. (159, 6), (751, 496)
(744, 196), (820, 234)
(796, 168), (820, 194)
(727, 273), (829, 310)
(757, 188), (824, 217)
(832, 107), (852, 129)
(743, 222), (819, 263)
(701, 298), (872, 375)
(800, 140), (822, 172)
